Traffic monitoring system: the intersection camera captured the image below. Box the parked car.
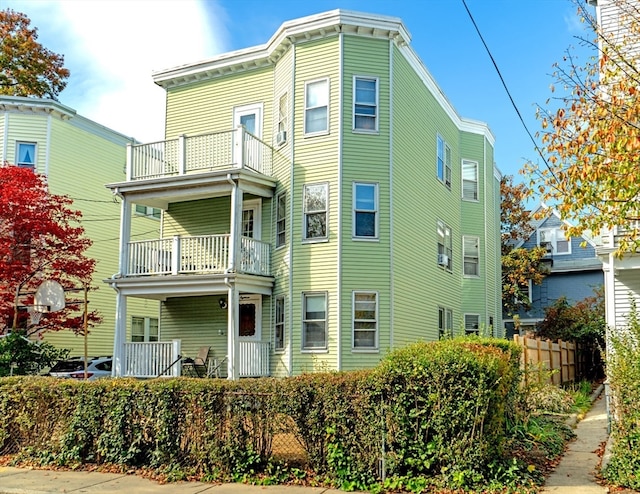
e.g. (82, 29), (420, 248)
(48, 356), (112, 380)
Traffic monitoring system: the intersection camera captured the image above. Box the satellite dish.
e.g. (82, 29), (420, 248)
(34, 280), (66, 312)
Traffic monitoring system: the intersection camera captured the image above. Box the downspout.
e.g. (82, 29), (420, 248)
(288, 43), (296, 377)
(337, 31), (343, 371)
(389, 39), (395, 349)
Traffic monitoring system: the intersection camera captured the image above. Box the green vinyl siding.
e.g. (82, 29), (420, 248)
(340, 35), (392, 370)
(165, 66), (273, 140)
(0, 108), (159, 356)
(390, 45), (462, 345)
(290, 36), (340, 371)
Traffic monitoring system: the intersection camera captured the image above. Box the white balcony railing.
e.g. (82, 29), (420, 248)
(119, 340), (270, 379)
(126, 235), (271, 277)
(127, 127), (273, 181)
(122, 340), (181, 378)
(239, 341), (270, 377)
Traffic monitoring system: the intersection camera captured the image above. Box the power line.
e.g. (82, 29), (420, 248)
(461, 0), (556, 180)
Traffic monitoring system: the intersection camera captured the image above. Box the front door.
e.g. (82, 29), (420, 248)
(241, 200), (261, 273)
(233, 104), (263, 168)
(239, 294), (261, 341)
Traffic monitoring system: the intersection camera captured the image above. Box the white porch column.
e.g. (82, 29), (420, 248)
(228, 180), (243, 272)
(112, 290), (127, 377)
(227, 285), (240, 380)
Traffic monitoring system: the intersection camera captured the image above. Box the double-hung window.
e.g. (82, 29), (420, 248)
(132, 316), (159, 342)
(274, 296), (285, 351)
(463, 236), (479, 277)
(276, 192), (286, 248)
(464, 314), (480, 335)
(353, 182), (378, 239)
(16, 142), (36, 168)
(353, 76), (378, 131)
(437, 135), (452, 188)
(353, 291), (378, 350)
(437, 220), (452, 271)
(462, 160), (478, 200)
(438, 307), (453, 339)
(538, 228), (570, 255)
(305, 79), (329, 134)
(277, 93), (288, 139)
(303, 183), (328, 241)
(302, 292), (327, 350)
(135, 204), (161, 219)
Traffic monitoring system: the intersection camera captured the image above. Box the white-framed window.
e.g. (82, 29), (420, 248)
(462, 160), (478, 201)
(538, 227), (570, 255)
(135, 204), (161, 220)
(278, 92), (288, 134)
(16, 141), (36, 168)
(132, 316), (159, 342)
(305, 78), (329, 135)
(353, 291), (378, 350)
(353, 182), (378, 239)
(437, 220), (452, 271)
(303, 183), (328, 241)
(464, 314), (480, 335)
(353, 76), (378, 132)
(437, 135), (452, 188)
(302, 292), (327, 350)
(438, 306), (453, 339)
(275, 296), (285, 352)
(276, 192), (286, 248)
(463, 236), (479, 277)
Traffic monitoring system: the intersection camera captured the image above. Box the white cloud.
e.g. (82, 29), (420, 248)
(10, 0), (229, 142)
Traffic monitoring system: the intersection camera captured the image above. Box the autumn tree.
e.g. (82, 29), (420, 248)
(0, 163), (100, 338)
(524, 0), (640, 255)
(0, 9), (69, 99)
(501, 175), (549, 315)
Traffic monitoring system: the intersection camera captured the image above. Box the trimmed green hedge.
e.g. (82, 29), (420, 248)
(0, 337), (521, 489)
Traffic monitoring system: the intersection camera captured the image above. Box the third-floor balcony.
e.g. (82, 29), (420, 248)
(126, 126), (273, 182)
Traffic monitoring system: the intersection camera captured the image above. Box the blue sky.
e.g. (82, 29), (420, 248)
(9, 0), (595, 181)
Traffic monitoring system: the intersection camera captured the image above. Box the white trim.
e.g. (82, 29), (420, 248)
(274, 295), (286, 353)
(304, 77), (330, 136)
(461, 159), (479, 202)
(462, 235), (480, 278)
(352, 75), (379, 133)
(388, 39), (395, 349)
(242, 198), (262, 240)
(302, 291), (328, 351)
(464, 313), (481, 334)
(233, 102), (264, 138)
(302, 182), (329, 242)
(337, 34), (343, 370)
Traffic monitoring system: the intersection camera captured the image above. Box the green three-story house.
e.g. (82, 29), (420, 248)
(107, 10), (502, 379)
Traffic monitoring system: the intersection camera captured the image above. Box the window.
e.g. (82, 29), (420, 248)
(278, 93), (288, 134)
(305, 79), (329, 134)
(135, 204), (161, 219)
(275, 296), (285, 351)
(438, 307), (453, 339)
(437, 220), (452, 271)
(353, 76), (378, 131)
(303, 183), (328, 241)
(538, 228), (570, 255)
(353, 291), (378, 350)
(303, 292), (327, 350)
(353, 182), (378, 238)
(276, 192), (286, 248)
(132, 316), (159, 342)
(437, 135), (452, 188)
(464, 314), (480, 335)
(463, 236), (479, 276)
(462, 160), (478, 200)
(16, 142), (36, 168)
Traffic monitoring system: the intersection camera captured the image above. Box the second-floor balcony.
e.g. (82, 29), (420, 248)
(127, 126), (273, 181)
(127, 234), (271, 278)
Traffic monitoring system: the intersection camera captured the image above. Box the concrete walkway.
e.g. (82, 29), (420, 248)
(541, 387), (609, 493)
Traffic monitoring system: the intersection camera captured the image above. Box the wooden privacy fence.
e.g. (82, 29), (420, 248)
(513, 335), (577, 385)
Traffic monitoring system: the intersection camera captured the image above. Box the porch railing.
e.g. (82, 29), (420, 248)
(239, 341), (270, 377)
(126, 235), (271, 277)
(122, 340), (181, 378)
(127, 127), (273, 181)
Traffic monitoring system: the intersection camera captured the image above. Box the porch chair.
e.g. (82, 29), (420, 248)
(206, 354), (228, 378)
(182, 346), (210, 377)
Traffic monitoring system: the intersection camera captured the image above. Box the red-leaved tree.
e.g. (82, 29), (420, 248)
(0, 163), (100, 336)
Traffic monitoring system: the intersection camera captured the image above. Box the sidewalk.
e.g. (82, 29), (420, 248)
(541, 385), (609, 493)
(0, 467), (347, 494)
